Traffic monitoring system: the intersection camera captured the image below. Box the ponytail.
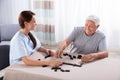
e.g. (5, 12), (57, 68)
(28, 32), (36, 49)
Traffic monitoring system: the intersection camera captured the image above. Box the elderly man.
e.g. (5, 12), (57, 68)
(55, 15), (108, 63)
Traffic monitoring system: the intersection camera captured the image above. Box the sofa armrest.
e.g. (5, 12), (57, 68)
(0, 77), (3, 80)
(0, 25), (1, 42)
(0, 45), (10, 70)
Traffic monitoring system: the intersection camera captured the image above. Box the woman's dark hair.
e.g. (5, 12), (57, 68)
(18, 10), (36, 49)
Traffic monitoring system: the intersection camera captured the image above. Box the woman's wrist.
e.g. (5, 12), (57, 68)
(46, 49), (49, 55)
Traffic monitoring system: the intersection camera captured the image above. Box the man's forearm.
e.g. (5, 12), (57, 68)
(59, 39), (71, 51)
(93, 51), (108, 59)
(59, 42), (67, 52)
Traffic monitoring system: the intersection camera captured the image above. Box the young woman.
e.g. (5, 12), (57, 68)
(10, 10), (62, 67)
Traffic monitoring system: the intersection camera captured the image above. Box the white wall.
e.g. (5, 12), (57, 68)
(54, 0), (120, 52)
(0, 0), (30, 24)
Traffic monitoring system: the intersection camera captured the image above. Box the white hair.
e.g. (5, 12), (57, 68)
(86, 15), (100, 26)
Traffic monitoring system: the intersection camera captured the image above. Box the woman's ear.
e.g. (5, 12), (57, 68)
(24, 21), (28, 26)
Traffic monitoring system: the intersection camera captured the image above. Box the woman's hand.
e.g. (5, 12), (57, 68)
(48, 60), (62, 67)
(46, 49), (55, 56)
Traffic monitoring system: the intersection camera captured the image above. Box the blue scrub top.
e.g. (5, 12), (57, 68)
(10, 31), (41, 65)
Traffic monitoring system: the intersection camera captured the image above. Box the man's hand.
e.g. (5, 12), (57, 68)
(55, 39), (70, 58)
(81, 54), (96, 63)
(55, 49), (63, 58)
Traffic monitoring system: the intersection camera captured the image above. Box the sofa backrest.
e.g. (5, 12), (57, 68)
(0, 24), (20, 42)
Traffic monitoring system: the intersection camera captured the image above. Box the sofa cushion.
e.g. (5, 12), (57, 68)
(0, 24), (20, 41)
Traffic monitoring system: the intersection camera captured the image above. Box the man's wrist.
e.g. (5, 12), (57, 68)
(91, 54), (98, 60)
(59, 47), (64, 52)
